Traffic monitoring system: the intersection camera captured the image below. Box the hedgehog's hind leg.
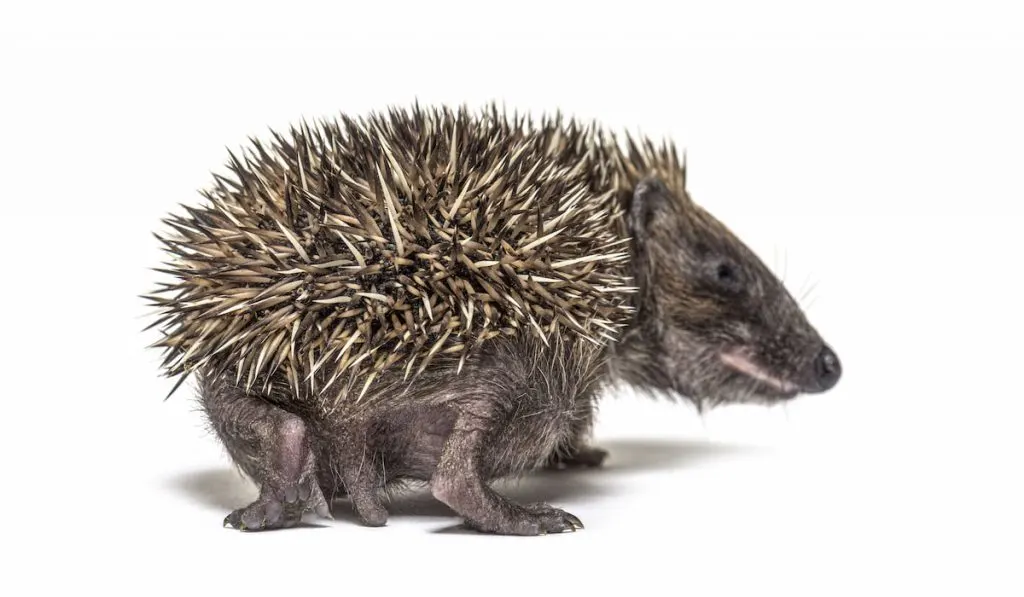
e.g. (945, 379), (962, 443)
(333, 429), (389, 527)
(198, 373), (331, 531)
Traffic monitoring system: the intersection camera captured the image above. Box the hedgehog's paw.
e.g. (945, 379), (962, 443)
(223, 497), (300, 531)
(546, 446), (608, 470)
(519, 503), (584, 534)
(352, 497), (389, 527)
(465, 502), (584, 536)
(224, 476), (331, 532)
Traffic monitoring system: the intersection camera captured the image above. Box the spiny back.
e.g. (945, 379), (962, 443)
(146, 104), (686, 401)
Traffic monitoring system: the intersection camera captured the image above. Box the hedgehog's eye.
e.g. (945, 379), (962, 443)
(711, 260), (744, 292)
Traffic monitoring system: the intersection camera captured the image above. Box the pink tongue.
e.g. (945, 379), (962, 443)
(720, 350), (798, 393)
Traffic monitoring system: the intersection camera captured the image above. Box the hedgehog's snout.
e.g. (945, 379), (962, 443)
(717, 330), (841, 399)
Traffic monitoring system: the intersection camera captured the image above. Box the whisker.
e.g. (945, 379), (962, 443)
(800, 278), (820, 307)
(782, 247), (789, 285)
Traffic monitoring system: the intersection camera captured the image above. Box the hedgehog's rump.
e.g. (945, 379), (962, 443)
(148, 105), (684, 402)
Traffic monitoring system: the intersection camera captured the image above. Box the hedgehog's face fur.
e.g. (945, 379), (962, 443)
(618, 177), (841, 406)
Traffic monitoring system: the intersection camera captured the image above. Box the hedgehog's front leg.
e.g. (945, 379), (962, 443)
(430, 412), (584, 536)
(546, 402), (608, 470)
(200, 375), (332, 531)
(546, 445), (609, 470)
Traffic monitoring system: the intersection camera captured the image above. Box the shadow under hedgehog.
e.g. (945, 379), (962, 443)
(146, 104), (842, 535)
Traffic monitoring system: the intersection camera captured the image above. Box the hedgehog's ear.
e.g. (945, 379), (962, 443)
(628, 176), (680, 241)
(628, 176), (684, 308)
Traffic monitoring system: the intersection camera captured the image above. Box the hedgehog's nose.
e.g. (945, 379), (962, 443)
(810, 344), (841, 392)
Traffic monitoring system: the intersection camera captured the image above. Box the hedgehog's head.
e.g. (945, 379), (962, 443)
(616, 177), (841, 406)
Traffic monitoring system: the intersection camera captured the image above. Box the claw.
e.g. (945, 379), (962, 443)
(314, 500), (333, 520)
(224, 511), (246, 530)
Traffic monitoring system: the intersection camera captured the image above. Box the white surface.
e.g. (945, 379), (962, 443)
(2, 1), (1022, 595)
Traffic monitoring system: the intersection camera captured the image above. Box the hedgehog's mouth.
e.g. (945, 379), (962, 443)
(720, 349), (799, 397)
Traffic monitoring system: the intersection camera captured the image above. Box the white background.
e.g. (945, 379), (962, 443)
(3, 1), (1022, 595)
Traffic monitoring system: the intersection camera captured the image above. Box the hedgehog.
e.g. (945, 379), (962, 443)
(146, 103), (842, 534)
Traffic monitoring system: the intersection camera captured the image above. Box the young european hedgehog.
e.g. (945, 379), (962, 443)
(147, 104), (842, 535)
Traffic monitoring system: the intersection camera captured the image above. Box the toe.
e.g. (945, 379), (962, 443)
(307, 481), (333, 519)
(523, 504), (583, 534)
(241, 505), (266, 530)
(540, 514), (573, 533)
(223, 510), (243, 530)
(357, 504), (388, 527)
(264, 500), (284, 526)
(314, 500), (334, 520)
(298, 479), (312, 502)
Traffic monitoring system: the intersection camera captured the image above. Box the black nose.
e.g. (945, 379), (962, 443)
(812, 344), (841, 391)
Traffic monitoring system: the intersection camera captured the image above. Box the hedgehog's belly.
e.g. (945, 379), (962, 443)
(353, 402), (575, 484)
(375, 405), (458, 481)
(314, 334), (602, 492)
